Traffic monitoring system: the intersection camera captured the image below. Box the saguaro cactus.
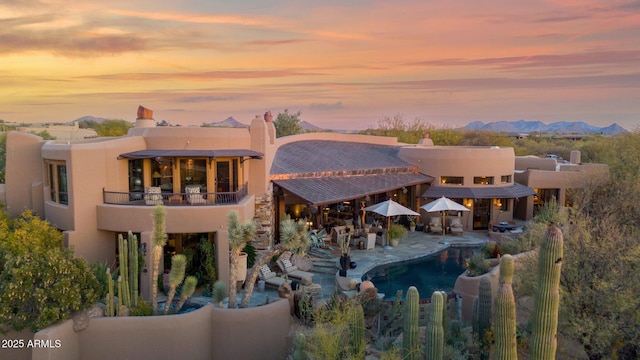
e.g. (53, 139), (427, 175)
(476, 276), (492, 360)
(530, 224), (563, 360)
(403, 286), (421, 360)
(425, 291), (444, 360)
(350, 304), (365, 359)
(106, 268), (115, 317)
(494, 254), (517, 360)
(127, 231), (139, 308)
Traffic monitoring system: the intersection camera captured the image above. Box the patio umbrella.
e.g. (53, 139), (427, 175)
(364, 199), (420, 230)
(420, 196), (469, 236)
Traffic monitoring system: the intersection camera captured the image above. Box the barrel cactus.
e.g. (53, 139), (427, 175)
(530, 224), (563, 360)
(403, 286), (421, 360)
(425, 291), (444, 360)
(494, 254), (517, 360)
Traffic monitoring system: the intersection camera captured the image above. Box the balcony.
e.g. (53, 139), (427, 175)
(103, 183), (248, 206)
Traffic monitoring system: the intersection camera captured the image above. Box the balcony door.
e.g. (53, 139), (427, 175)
(473, 199), (491, 230)
(215, 159), (238, 192)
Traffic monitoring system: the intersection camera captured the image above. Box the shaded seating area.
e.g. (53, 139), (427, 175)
(429, 217), (442, 234)
(258, 265), (291, 288)
(144, 186), (164, 205)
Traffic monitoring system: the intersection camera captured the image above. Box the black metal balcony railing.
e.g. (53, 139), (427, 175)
(103, 183), (248, 206)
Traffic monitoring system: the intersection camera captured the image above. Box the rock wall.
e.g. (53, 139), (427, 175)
(253, 184), (274, 249)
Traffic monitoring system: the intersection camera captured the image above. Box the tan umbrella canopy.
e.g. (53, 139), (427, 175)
(364, 199), (420, 229)
(421, 196), (469, 236)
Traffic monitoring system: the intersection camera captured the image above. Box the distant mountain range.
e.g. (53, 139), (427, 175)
(462, 120), (627, 135)
(202, 117), (248, 128)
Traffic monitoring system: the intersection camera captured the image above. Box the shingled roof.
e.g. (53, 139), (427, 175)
(270, 140), (433, 205)
(270, 140), (414, 176)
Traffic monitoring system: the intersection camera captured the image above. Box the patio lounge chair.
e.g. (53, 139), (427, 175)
(276, 258), (314, 284)
(144, 187), (164, 206)
(185, 185), (207, 205)
(429, 217), (443, 234)
(450, 218), (464, 235)
(258, 265), (291, 288)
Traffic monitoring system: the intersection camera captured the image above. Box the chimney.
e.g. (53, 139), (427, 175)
(570, 150), (581, 164)
(135, 105), (156, 128)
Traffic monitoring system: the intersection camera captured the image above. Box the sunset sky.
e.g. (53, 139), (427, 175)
(2, 0), (639, 130)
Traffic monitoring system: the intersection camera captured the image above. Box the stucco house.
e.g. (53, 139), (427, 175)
(0, 108), (606, 298)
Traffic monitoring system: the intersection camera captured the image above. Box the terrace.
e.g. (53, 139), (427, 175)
(102, 183), (248, 206)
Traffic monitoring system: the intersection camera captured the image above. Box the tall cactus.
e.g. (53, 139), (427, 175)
(128, 231), (139, 308)
(164, 254), (187, 314)
(477, 276), (492, 360)
(350, 304), (365, 359)
(106, 268), (115, 317)
(425, 291), (444, 360)
(439, 291), (448, 343)
(403, 286), (421, 360)
(494, 254), (517, 360)
(530, 224), (563, 360)
(151, 205), (167, 314)
(117, 234), (130, 308)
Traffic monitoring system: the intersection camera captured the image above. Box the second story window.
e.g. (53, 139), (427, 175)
(441, 176), (463, 185)
(501, 175), (511, 184)
(474, 176), (494, 185)
(46, 160), (68, 205)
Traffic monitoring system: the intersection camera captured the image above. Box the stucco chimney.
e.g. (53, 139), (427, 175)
(570, 150), (581, 164)
(135, 105), (156, 128)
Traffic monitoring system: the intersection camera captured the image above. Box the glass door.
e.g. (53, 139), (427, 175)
(472, 199), (491, 230)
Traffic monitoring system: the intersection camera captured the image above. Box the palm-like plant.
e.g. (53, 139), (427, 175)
(151, 205), (167, 314)
(164, 254), (187, 314)
(279, 214), (312, 257)
(227, 211), (256, 308)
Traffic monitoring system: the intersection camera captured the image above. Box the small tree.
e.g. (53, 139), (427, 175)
(274, 109), (303, 137)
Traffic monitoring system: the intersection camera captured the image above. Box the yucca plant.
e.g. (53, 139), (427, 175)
(227, 211), (256, 308)
(151, 205), (167, 314)
(164, 254), (187, 314)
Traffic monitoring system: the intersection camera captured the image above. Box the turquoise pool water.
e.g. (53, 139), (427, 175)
(363, 246), (477, 299)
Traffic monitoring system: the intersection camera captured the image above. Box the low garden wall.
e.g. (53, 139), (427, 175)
(453, 251), (536, 323)
(20, 299), (290, 360)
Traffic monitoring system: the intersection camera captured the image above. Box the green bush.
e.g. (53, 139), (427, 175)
(466, 252), (491, 277)
(129, 297), (153, 316)
(0, 248), (100, 332)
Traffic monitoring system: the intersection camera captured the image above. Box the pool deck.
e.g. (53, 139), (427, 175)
(219, 229), (497, 307)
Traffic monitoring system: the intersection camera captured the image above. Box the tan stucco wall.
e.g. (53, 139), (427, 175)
(4, 132), (45, 217)
(30, 300), (291, 360)
(0, 328), (35, 360)
(399, 145), (515, 186)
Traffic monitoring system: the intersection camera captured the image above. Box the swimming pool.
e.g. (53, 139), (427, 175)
(363, 246), (477, 299)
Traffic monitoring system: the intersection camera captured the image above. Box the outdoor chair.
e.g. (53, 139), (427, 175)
(144, 187), (164, 206)
(449, 218), (464, 235)
(276, 258), (314, 284)
(429, 217), (443, 234)
(258, 265), (291, 288)
(185, 185), (206, 205)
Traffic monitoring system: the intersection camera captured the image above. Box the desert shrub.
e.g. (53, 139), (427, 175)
(466, 252), (491, 277)
(0, 248), (100, 332)
(129, 297), (153, 316)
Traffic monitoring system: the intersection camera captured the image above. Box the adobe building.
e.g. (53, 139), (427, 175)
(0, 107), (606, 299)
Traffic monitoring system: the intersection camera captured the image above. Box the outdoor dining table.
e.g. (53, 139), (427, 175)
(492, 221), (516, 232)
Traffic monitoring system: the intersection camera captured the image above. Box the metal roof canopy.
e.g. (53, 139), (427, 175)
(422, 183), (536, 199)
(117, 149), (263, 161)
(273, 173), (432, 206)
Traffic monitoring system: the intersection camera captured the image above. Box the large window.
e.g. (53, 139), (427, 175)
(441, 176), (463, 185)
(128, 159), (144, 193)
(152, 159), (174, 192)
(46, 160), (68, 205)
(180, 158), (207, 191)
(474, 176), (494, 185)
